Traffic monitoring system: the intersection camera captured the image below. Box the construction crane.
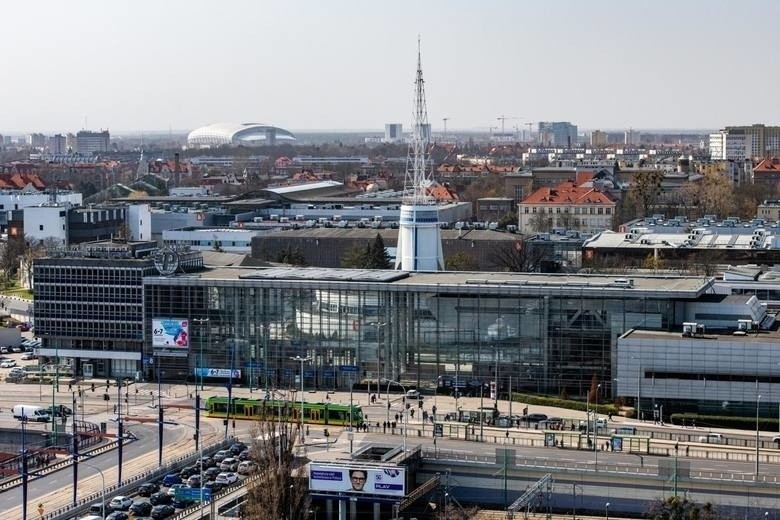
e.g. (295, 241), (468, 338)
(497, 115), (519, 135)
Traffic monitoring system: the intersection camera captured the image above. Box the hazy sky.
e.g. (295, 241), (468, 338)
(2, 0), (778, 134)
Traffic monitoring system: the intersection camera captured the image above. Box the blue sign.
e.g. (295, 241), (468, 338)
(266, 368), (277, 376)
(322, 369), (334, 377)
(283, 368), (294, 375)
(175, 486), (212, 501)
(243, 360), (263, 368)
(143, 356), (153, 365)
(303, 369), (316, 377)
(194, 368), (242, 378)
(339, 365), (359, 373)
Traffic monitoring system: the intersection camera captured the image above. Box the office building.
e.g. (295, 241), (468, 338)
(34, 241), (203, 378)
(384, 124), (404, 143)
(709, 124), (780, 160)
(538, 122), (577, 148)
(49, 134), (67, 154)
(76, 130), (110, 155)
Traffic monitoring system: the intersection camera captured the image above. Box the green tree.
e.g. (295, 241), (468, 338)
(276, 246), (307, 266)
(445, 251), (476, 271)
(341, 245), (368, 268)
(646, 496), (719, 520)
(341, 235), (391, 269)
(366, 234), (392, 269)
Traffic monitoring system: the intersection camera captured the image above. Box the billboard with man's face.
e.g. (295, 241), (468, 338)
(309, 464), (406, 496)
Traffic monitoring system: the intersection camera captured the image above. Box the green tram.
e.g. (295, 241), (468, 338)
(205, 396), (364, 427)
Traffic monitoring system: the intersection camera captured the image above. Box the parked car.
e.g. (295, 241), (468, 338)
(173, 496), (195, 509)
(137, 482), (160, 497)
(212, 449), (231, 463)
(149, 491), (172, 506)
(237, 448), (250, 461)
(195, 455), (213, 469)
(108, 495), (133, 511)
(10, 345), (23, 353)
(129, 501), (153, 516)
(20, 352), (36, 360)
(0, 359), (17, 368)
(237, 460), (257, 475)
(220, 457), (238, 471)
(215, 471), (238, 485)
(187, 474), (201, 488)
(106, 512), (129, 520)
(16, 323), (30, 332)
(150, 504), (176, 519)
(161, 474), (182, 487)
(405, 389), (420, 399)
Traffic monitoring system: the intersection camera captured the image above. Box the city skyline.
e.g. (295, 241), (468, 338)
(2, 0), (779, 134)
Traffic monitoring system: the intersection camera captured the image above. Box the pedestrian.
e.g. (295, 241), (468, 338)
(410, 409), (415, 418)
(685, 445), (689, 457)
(113, 404), (117, 414)
(68, 382), (72, 391)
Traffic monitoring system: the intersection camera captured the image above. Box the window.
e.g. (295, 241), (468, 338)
(39, 225), (44, 231)
(524, 207), (529, 214)
(606, 208), (612, 215)
(556, 207), (561, 214)
(597, 208), (603, 215)
(532, 207), (537, 213)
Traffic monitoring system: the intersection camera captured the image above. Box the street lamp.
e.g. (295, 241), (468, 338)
(631, 355), (641, 421)
(75, 458), (106, 519)
(371, 322), (388, 393)
(384, 378), (407, 451)
(756, 393), (762, 477)
(605, 502), (611, 520)
(594, 383), (602, 471)
(163, 420), (205, 518)
(290, 356), (312, 443)
(193, 318), (209, 392)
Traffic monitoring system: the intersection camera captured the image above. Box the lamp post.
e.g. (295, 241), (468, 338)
(605, 502), (610, 520)
(163, 420), (205, 518)
(193, 318), (209, 392)
(594, 383), (601, 471)
(371, 322), (387, 395)
(631, 355), (641, 421)
(291, 356), (312, 443)
(76, 458), (106, 519)
(756, 393), (762, 477)
(384, 378), (407, 451)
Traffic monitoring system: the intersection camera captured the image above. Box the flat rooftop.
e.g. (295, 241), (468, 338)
(622, 324), (780, 344)
(148, 267), (713, 298)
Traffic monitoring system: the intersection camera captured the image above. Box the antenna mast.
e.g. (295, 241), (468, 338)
(403, 36), (432, 205)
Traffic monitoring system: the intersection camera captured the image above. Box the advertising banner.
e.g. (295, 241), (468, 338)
(193, 368), (242, 378)
(152, 318), (189, 349)
(309, 464), (405, 497)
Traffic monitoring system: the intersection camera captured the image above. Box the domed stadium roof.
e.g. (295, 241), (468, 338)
(187, 123), (296, 148)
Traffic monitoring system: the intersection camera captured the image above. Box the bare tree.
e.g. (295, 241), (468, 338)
(243, 419), (311, 519)
(489, 238), (546, 272)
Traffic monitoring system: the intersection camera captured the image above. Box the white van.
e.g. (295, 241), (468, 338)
(12, 404), (51, 422)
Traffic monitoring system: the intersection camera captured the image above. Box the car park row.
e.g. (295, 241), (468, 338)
(78, 440), (251, 520)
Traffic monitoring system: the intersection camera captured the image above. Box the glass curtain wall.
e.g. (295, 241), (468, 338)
(145, 282), (673, 397)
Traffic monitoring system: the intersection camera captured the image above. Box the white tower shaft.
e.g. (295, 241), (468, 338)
(395, 38), (444, 272)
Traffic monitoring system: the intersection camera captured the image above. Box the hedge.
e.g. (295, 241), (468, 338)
(510, 392), (618, 416)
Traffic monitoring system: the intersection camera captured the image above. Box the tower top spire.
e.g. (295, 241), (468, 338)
(403, 37), (432, 205)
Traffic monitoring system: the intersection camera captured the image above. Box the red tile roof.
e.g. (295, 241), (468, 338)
(521, 181), (616, 205)
(754, 157), (780, 173)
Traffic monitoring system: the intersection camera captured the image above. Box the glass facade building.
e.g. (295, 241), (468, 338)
(144, 268), (710, 398)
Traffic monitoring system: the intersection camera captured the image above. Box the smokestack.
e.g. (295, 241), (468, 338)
(174, 153), (181, 185)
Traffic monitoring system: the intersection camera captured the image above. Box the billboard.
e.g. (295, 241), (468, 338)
(152, 318), (189, 349)
(309, 464), (405, 497)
